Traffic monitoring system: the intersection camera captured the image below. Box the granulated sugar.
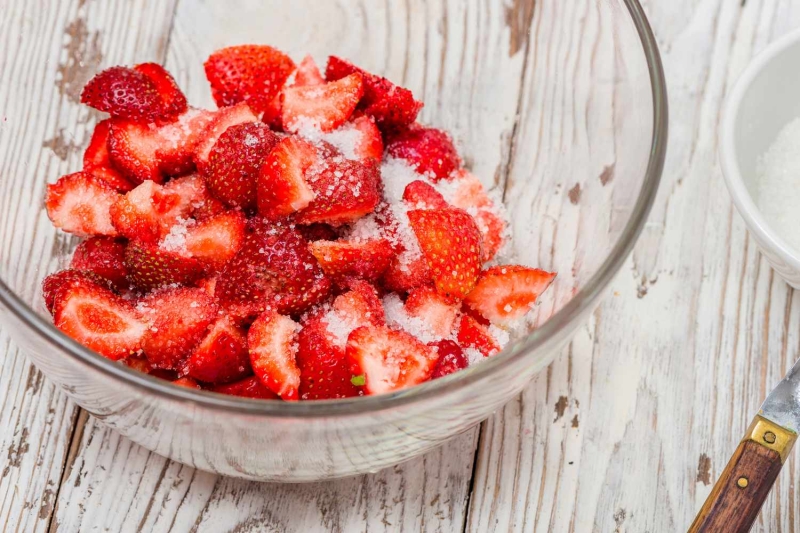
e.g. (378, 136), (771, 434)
(758, 117), (800, 253)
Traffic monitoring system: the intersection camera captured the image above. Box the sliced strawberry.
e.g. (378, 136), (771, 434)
(296, 314), (362, 400)
(162, 173), (227, 220)
(256, 136), (317, 219)
(155, 108), (216, 175)
(83, 119), (135, 192)
(387, 127), (460, 181)
(456, 314), (500, 357)
(80, 66), (162, 122)
(205, 122), (280, 210)
(325, 56), (422, 131)
(52, 277), (146, 360)
(332, 280), (385, 328)
(132, 63), (187, 119)
(402, 180), (448, 209)
(407, 208), (482, 299)
(296, 158), (380, 225)
(382, 254), (432, 294)
(308, 239), (394, 282)
(471, 210), (506, 262)
(109, 180), (193, 243)
(215, 222), (331, 318)
(42, 269), (111, 314)
(122, 354), (180, 381)
(70, 236), (128, 289)
(345, 326), (438, 395)
(211, 376), (279, 399)
(261, 93), (284, 130)
(124, 241), (204, 291)
(429, 339), (468, 379)
(182, 210), (246, 271)
(204, 45), (296, 115)
(198, 275), (217, 296)
(294, 55), (325, 86)
(107, 119), (163, 184)
(445, 170), (506, 261)
(138, 286), (217, 370)
(172, 377), (201, 389)
(45, 172), (119, 237)
(463, 266), (556, 326)
(193, 103), (258, 167)
(248, 310), (301, 400)
(297, 223), (339, 242)
(348, 115), (384, 162)
(186, 315), (250, 384)
(282, 73), (364, 133)
(404, 286), (459, 338)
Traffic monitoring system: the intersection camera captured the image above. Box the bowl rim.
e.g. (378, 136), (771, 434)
(0, 0), (668, 417)
(719, 26), (800, 272)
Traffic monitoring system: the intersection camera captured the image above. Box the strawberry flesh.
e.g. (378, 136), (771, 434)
(83, 119), (135, 192)
(308, 239), (394, 282)
(463, 266), (556, 326)
(193, 103), (258, 167)
(296, 158), (380, 225)
(294, 55), (325, 86)
(186, 315), (251, 384)
(402, 180), (449, 209)
(429, 339), (468, 379)
(181, 210), (246, 272)
(456, 315), (499, 357)
(404, 286), (460, 338)
(296, 314), (362, 400)
(46, 172), (119, 237)
(42, 269), (111, 315)
(256, 136), (317, 219)
(281, 73), (364, 133)
(70, 236), (129, 289)
(248, 310), (301, 400)
(387, 127), (460, 181)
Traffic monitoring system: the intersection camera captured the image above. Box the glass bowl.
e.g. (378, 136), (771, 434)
(0, 0), (666, 481)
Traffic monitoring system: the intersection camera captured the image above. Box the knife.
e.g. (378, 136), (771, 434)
(688, 359), (800, 532)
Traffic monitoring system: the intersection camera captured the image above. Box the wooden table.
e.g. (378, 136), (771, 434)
(3, 0), (800, 531)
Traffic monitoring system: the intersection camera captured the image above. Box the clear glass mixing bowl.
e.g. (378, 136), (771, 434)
(0, 0), (666, 481)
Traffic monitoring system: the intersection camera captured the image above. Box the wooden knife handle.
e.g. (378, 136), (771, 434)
(688, 415), (796, 533)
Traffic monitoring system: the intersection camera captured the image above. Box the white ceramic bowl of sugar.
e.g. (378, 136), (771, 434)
(720, 28), (800, 289)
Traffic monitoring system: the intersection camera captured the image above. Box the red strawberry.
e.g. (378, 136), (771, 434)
(404, 286), (459, 338)
(80, 66), (163, 122)
(107, 119), (163, 184)
(198, 275), (218, 296)
(296, 314), (362, 400)
(122, 354), (179, 381)
(193, 103), (258, 167)
(182, 210), (246, 271)
(204, 45), (296, 115)
(138, 286), (217, 370)
(109, 180), (193, 243)
(155, 108), (217, 175)
(215, 222), (331, 318)
(132, 63), (187, 119)
(162, 173), (227, 220)
(42, 269), (111, 314)
(446, 170), (506, 261)
(248, 310), (301, 400)
(294, 55), (325, 86)
(45, 172), (120, 237)
(70, 236), (128, 289)
(296, 223), (339, 242)
(382, 254), (432, 294)
(281, 73), (364, 133)
(407, 208), (482, 299)
(456, 315), (499, 357)
(345, 326), (438, 395)
(332, 280), (385, 327)
(124, 241), (204, 291)
(186, 315), (250, 384)
(348, 115), (384, 162)
(463, 266), (556, 326)
(211, 376), (279, 399)
(256, 136), (317, 219)
(429, 339), (468, 379)
(261, 93), (284, 130)
(52, 277), (147, 360)
(387, 127), (460, 181)
(205, 122), (280, 210)
(172, 377), (201, 389)
(308, 239), (394, 282)
(402, 180), (448, 209)
(296, 158), (380, 225)
(83, 119), (135, 192)
(325, 56), (422, 131)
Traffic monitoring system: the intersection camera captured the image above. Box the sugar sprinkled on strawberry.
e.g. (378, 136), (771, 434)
(386, 127), (460, 181)
(248, 310), (301, 400)
(463, 266), (556, 326)
(45, 172), (120, 237)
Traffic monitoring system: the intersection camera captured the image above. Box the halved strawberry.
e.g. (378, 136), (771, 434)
(296, 314), (362, 400)
(332, 280), (385, 328)
(83, 119), (135, 192)
(109, 180), (192, 243)
(80, 66), (162, 122)
(186, 315), (250, 384)
(404, 286), (459, 338)
(162, 173), (227, 220)
(172, 377), (201, 389)
(211, 376), (279, 399)
(70, 236), (128, 289)
(182, 210), (246, 271)
(107, 119), (163, 184)
(256, 136), (317, 219)
(52, 277), (146, 360)
(345, 326), (438, 395)
(402, 180), (448, 209)
(248, 310), (301, 400)
(205, 122), (280, 210)
(45, 172), (119, 237)
(215, 222), (331, 318)
(42, 269), (110, 314)
(387, 127), (460, 181)
(325, 56), (422, 131)
(193, 103), (258, 167)
(138, 286), (217, 370)
(407, 208), (482, 299)
(429, 339), (468, 379)
(132, 63), (187, 119)
(382, 254), (432, 294)
(348, 115), (384, 162)
(456, 314), (500, 357)
(463, 266), (556, 326)
(124, 241), (204, 291)
(294, 55), (325, 86)
(155, 108), (216, 175)
(444, 170), (506, 261)
(308, 239), (394, 282)
(296, 158), (380, 225)
(281, 73), (364, 133)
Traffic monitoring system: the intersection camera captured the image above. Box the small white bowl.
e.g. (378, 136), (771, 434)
(720, 28), (800, 289)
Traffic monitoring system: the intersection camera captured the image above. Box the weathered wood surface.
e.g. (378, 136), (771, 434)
(3, 0), (800, 532)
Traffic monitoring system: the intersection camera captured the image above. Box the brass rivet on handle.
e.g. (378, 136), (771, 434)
(737, 477), (749, 489)
(764, 431), (777, 444)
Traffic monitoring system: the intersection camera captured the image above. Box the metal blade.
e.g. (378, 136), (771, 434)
(759, 356), (800, 434)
